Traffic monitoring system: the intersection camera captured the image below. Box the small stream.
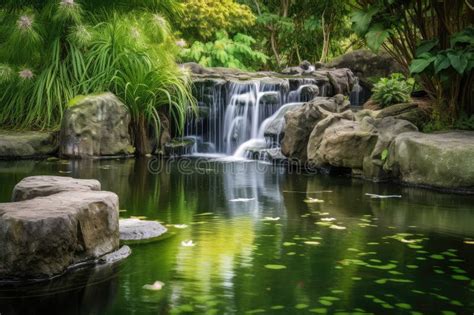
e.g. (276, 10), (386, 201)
(0, 158), (473, 314)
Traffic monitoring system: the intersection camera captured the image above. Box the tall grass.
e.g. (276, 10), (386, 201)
(0, 0), (194, 155)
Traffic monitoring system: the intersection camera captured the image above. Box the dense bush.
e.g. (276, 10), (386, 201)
(177, 0), (255, 41)
(372, 73), (414, 108)
(351, 0), (473, 123)
(0, 0), (194, 155)
(180, 31), (268, 70)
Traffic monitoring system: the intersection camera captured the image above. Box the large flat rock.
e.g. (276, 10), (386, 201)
(0, 190), (119, 280)
(385, 131), (474, 192)
(0, 131), (58, 159)
(12, 176), (101, 201)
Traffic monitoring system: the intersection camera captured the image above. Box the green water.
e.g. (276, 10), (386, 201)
(0, 158), (473, 315)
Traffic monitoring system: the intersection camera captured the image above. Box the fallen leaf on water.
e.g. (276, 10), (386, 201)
(143, 281), (165, 291)
(304, 198), (324, 203)
(263, 217), (280, 221)
(264, 264), (287, 270)
(365, 193), (402, 199)
(181, 240), (196, 247)
(173, 224), (188, 229)
(320, 217), (336, 222)
(329, 224), (346, 230)
(464, 240), (474, 245)
(304, 241), (320, 246)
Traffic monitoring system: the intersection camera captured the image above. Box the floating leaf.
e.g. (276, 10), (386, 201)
(452, 275), (470, 281)
(295, 304), (308, 309)
(283, 242), (296, 247)
(395, 303), (411, 310)
(304, 241), (320, 246)
(319, 299), (332, 306)
(143, 281), (165, 291)
(264, 264), (287, 270)
(181, 240), (196, 247)
(430, 254), (444, 260)
(305, 198), (324, 203)
(270, 305), (284, 310)
(329, 224), (346, 230)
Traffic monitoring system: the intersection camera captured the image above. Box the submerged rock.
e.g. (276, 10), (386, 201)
(12, 176), (100, 201)
(59, 93), (132, 158)
(0, 190), (120, 280)
(119, 218), (167, 241)
(0, 131), (58, 159)
(385, 131), (474, 192)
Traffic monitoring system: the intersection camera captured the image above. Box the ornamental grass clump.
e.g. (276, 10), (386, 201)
(0, 0), (195, 155)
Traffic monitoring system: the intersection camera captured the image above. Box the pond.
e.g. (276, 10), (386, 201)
(0, 158), (473, 315)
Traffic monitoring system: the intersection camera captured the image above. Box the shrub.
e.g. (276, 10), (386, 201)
(372, 73), (414, 108)
(0, 1), (195, 155)
(180, 31), (268, 70)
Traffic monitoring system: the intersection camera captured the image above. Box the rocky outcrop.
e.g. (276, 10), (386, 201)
(59, 93), (132, 158)
(281, 96), (474, 192)
(12, 176), (100, 201)
(328, 49), (404, 90)
(372, 102), (431, 129)
(0, 131), (58, 159)
(281, 95), (351, 162)
(0, 176), (122, 281)
(361, 117), (418, 180)
(307, 115), (378, 170)
(183, 63), (356, 98)
(119, 218), (167, 241)
(385, 131), (474, 192)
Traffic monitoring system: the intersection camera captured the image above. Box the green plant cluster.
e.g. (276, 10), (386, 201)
(180, 31), (268, 70)
(0, 0), (194, 155)
(351, 0), (473, 122)
(372, 73), (414, 108)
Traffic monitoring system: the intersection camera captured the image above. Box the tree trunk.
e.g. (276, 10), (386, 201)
(270, 30), (281, 68)
(133, 114), (151, 156)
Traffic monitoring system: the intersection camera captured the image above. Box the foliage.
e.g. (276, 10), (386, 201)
(176, 0), (255, 41)
(180, 31), (268, 70)
(372, 73), (414, 108)
(0, 0), (195, 155)
(239, 0), (356, 68)
(351, 0), (474, 123)
(454, 113), (474, 131)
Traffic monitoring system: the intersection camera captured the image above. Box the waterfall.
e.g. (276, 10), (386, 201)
(184, 76), (351, 158)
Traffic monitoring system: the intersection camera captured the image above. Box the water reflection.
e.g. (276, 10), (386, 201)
(0, 159), (473, 314)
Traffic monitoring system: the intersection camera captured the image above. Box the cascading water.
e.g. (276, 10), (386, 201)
(184, 77), (337, 158)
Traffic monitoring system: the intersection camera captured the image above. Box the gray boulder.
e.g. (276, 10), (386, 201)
(0, 131), (58, 159)
(373, 103), (431, 129)
(0, 190), (119, 280)
(307, 115), (378, 169)
(119, 218), (167, 241)
(362, 117), (418, 180)
(12, 176), (101, 201)
(328, 49), (404, 89)
(281, 95), (351, 162)
(59, 93), (132, 158)
(385, 131), (474, 192)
